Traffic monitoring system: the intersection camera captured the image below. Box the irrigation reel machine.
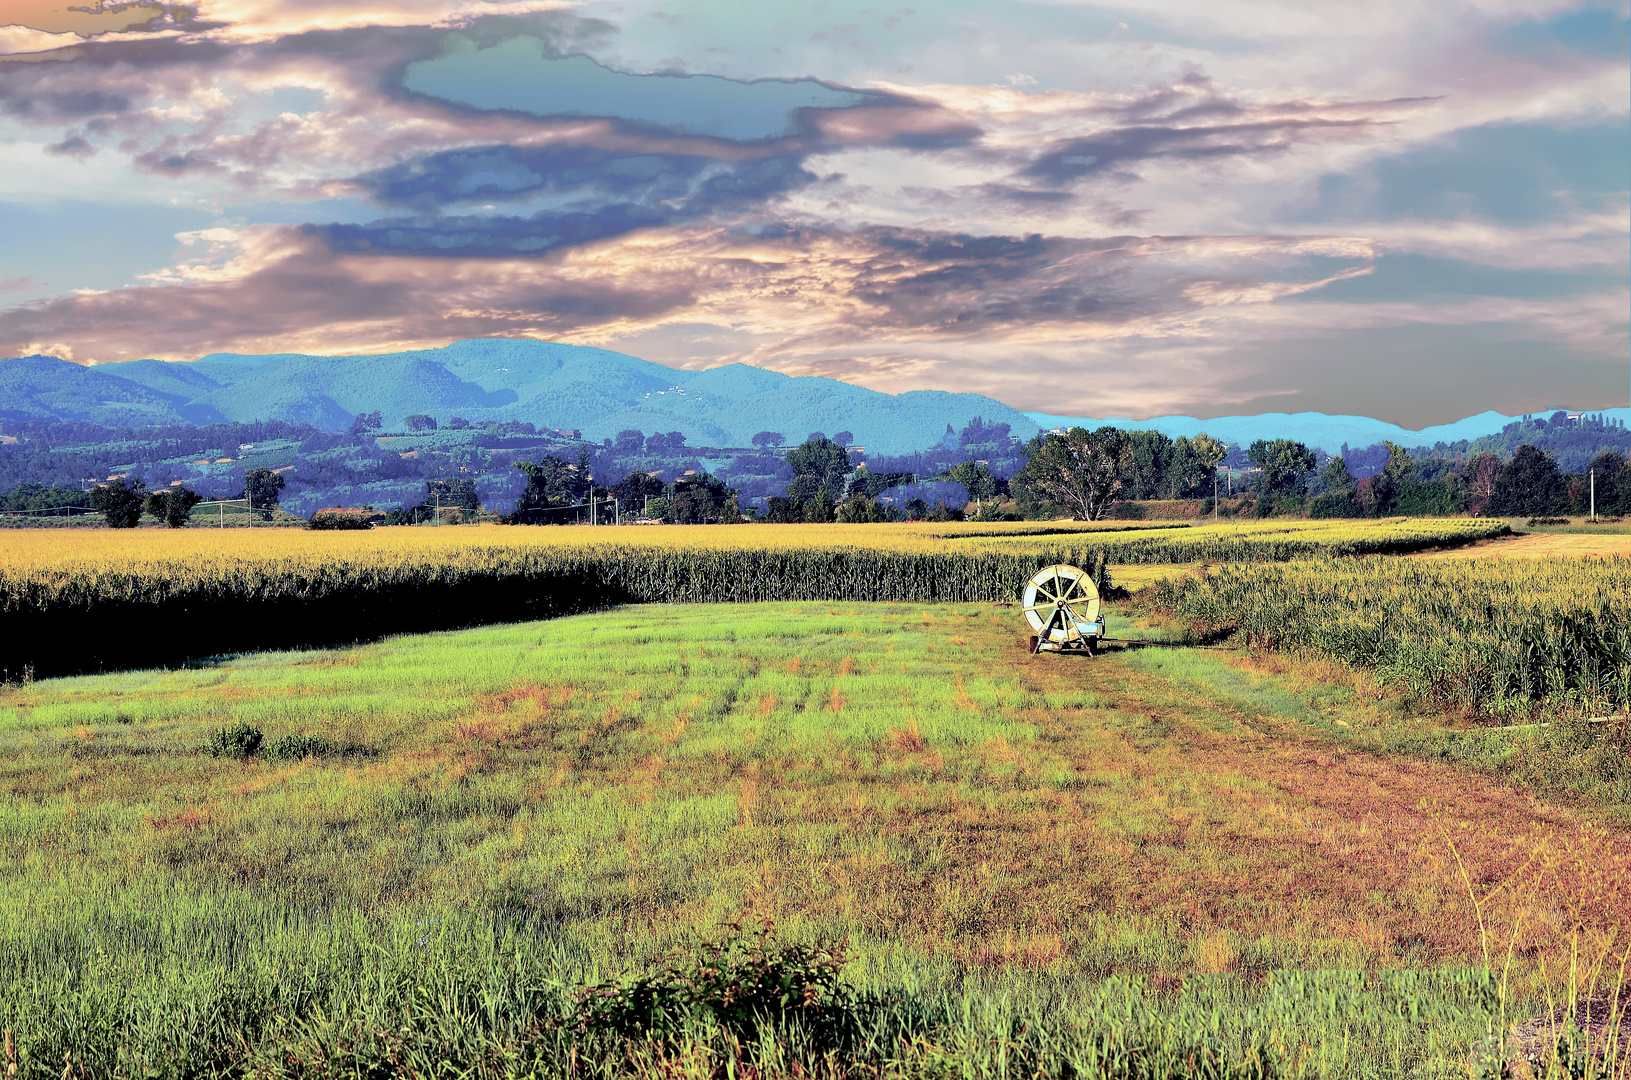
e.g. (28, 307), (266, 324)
(1021, 563), (1107, 655)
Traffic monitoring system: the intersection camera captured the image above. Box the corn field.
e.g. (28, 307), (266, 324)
(0, 518), (1508, 678)
(1145, 556), (1631, 716)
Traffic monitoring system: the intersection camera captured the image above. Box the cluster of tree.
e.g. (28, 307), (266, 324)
(1307, 445), (1631, 519)
(757, 437), (915, 523)
(381, 478), (482, 525)
(1007, 427), (1228, 520)
(72, 467), (290, 528)
(0, 483), (90, 515)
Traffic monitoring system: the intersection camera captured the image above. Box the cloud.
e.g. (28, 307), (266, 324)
(0, 2), (1623, 424)
(0, 217), (1377, 366)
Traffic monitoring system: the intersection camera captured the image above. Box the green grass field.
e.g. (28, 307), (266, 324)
(2, 603), (1626, 1077)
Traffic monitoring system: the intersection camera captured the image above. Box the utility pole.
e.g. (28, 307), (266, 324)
(1213, 471), (1219, 523)
(1590, 468), (1595, 522)
(590, 483), (596, 526)
(434, 489), (441, 525)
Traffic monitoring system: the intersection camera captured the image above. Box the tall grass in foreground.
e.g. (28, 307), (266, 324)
(0, 890), (1601, 1079)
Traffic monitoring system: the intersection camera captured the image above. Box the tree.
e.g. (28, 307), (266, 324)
(832, 431), (854, 447)
(784, 437), (851, 506)
(751, 431), (785, 449)
(1316, 455), (1355, 495)
(669, 471), (738, 524)
(404, 414), (437, 432)
(1120, 430), (1172, 500)
(1584, 451), (1627, 516)
(510, 456), (581, 522)
(958, 417), (1011, 447)
(91, 477), (148, 528)
(835, 494), (895, 522)
(446, 416), (470, 430)
(610, 471), (665, 513)
(849, 467), (915, 499)
(427, 477), (479, 511)
(348, 411), (382, 436)
(1491, 444), (1566, 516)
(614, 429), (645, 453)
(146, 485), (202, 528)
(802, 492), (836, 523)
(244, 468), (286, 521)
(941, 461), (998, 508)
(1464, 453), (1502, 515)
(761, 496), (803, 523)
(1307, 457), (1358, 518)
(1247, 439), (1315, 497)
(1162, 434), (1225, 498)
(1013, 427), (1128, 521)
(646, 431), (686, 454)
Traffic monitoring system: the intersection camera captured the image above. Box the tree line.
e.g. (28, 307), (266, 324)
(7, 414), (1630, 526)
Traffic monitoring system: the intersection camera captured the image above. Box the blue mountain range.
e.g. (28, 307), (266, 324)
(0, 339), (1038, 455)
(1, 337), (1624, 456)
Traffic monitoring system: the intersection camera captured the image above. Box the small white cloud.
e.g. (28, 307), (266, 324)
(0, 25), (83, 55)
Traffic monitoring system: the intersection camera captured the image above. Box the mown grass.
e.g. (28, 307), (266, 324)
(2, 603), (1626, 1077)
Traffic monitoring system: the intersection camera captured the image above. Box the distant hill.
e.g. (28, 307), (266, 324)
(0, 340), (1038, 456)
(4, 338), (1625, 460)
(1026, 407), (1631, 456)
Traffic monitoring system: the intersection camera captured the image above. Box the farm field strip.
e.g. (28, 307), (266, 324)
(1411, 533), (1631, 560)
(0, 517), (1508, 580)
(1, 603), (1626, 1075)
(1144, 555), (1631, 722)
(0, 517), (1512, 680)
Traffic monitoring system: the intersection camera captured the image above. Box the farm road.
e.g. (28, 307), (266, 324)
(998, 614), (1631, 971)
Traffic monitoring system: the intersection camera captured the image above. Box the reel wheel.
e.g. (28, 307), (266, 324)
(1021, 564), (1104, 653)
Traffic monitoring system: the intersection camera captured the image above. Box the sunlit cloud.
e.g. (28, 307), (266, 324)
(0, 0), (1625, 422)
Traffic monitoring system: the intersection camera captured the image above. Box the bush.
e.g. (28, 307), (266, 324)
(266, 733), (334, 760)
(1527, 517), (1571, 526)
(206, 722), (263, 759)
(565, 921), (865, 1055)
(307, 512), (373, 530)
(1309, 491), (1359, 518)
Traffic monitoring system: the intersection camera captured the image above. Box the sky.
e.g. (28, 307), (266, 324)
(0, 0), (1626, 425)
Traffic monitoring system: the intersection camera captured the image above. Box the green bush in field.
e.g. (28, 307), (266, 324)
(265, 732), (334, 760)
(568, 921), (863, 1054)
(205, 721), (263, 758)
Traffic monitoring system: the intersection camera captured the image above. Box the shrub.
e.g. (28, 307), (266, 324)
(1308, 491), (1359, 518)
(266, 733), (334, 760)
(307, 512), (373, 530)
(565, 921), (865, 1054)
(206, 721), (263, 758)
